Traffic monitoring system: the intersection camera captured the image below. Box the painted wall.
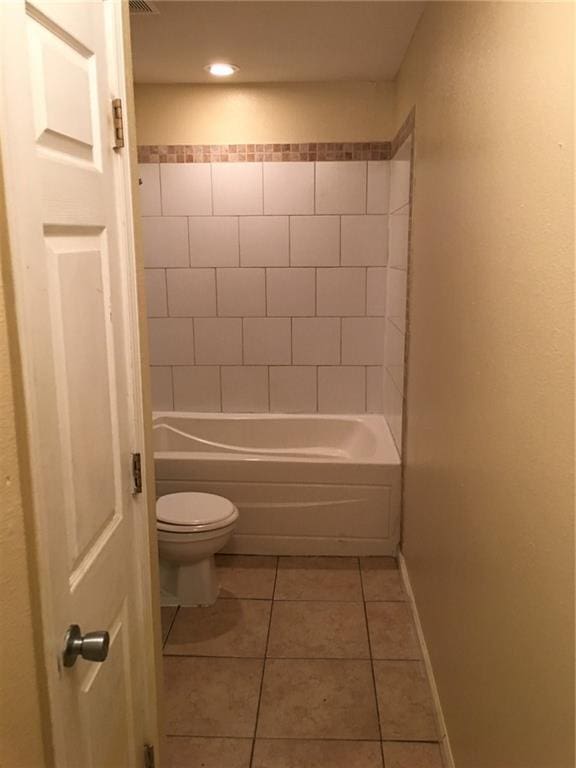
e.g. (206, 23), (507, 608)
(0, 154), (50, 767)
(396, 3), (574, 767)
(140, 159), (390, 413)
(134, 82), (394, 145)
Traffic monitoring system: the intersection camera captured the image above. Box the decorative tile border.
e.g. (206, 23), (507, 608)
(137, 142), (391, 164)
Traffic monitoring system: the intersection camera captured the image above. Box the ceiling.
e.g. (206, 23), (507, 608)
(130, 1), (425, 84)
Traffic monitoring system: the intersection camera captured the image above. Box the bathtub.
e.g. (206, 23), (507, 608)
(153, 412), (401, 556)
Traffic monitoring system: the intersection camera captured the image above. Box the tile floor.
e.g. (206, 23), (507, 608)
(161, 555), (444, 768)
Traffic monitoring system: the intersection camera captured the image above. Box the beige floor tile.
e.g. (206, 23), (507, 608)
(252, 739), (383, 767)
(161, 606), (178, 644)
(373, 660), (438, 740)
(267, 600), (370, 659)
(360, 557), (406, 601)
(275, 556), (363, 601)
(257, 659), (380, 739)
(217, 555), (277, 599)
(382, 741), (444, 768)
(164, 656), (263, 737)
(165, 600), (271, 658)
(366, 602), (421, 659)
(167, 737), (252, 767)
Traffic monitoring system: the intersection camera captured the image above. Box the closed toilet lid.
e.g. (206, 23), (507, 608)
(157, 492), (237, 531)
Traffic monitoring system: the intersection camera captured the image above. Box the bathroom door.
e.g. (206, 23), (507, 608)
(0, 1), (159, 766)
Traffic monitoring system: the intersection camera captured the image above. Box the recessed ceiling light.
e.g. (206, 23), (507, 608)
(205, 63), (239, 78)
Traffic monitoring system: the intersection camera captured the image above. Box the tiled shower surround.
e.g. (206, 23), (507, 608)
(141, 144), (411, 443)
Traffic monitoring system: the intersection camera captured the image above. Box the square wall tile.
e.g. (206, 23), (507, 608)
(389, 152), (412, 213)
(316, 161), (366, 214)
(138, 164), (161, 216)
(141, 217), (189, 268)
(167, 268), (216, 317)
(266, 268), (315, 317)
(240, 216), (289, 266)
(212, 163), (263, 216)
(386, 268), (407, 331)
(217, 268), (266, 317)
(366, 267), (387, 316)
(173, 366), (221, 412)
(341, 216), (388, 266)
(150, 366), (173, 410)
(367, 161), (390, 214)
(145, 269), (167, 317)
(269, 367), (317, 412)
(290, 216), (340, 267)
(263, 163), (315, 215)
(318, 366), (366, 413)
(160, 163), (212, 216)
(148, 318), (194, 365)
(189, 217), (239, 267)
(316, 268), (366, 316)
(194, 318), (242, 365)
(342, 318), (386, 364)
(243, 318), (291, 364)
(292, 318), (340, 365)
(388, 207), (410, 269)
(221, 367), (269, 412)
(384, 369), (403, 453)
(384, 319), (406, 393)
(366, 366), (384, 413)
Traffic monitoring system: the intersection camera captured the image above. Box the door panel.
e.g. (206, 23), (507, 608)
(0, 1), (158, 765)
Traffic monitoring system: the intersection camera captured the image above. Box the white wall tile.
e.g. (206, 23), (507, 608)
(388, 207), (410, 269)
(142, 217), (189, 268)
(189, 217), (239, 267)
(316, 161), (366, 214)
(386, 268), (407, 330)
(384, 369), (403, 452)
(194, 318), (242, 365)
(217, 268), (265, 317)
(389, 152), (411, 213)
(318, 367), (366, 413)
(167, 268), (216, 317)
(316, 268), (365, 316)
(148, 318), (194, 365)
(367, 161), (390, 215)
(263, 162), (314, 215)
(292, 318), (340, 364)
(384, 319), (406, 393)
(269, 366), (317, 412)
(212, 163), (263, 215)
(366, 366), (384, 413)
(341, 317), (386, 364)
(290, 216), (340, 266)
(173, 366), (221, 412)
(243, 318), (291, 364)
(341, 215), (388, 266)
(145, 269), (167, 317)
(366, 267), (387, 316)
(160, 164), (212, 216)
(239, 216), (289, 266)
(266, 268), (315, 316)
(221, 367), (269, 412)
(139, 164), (161, 216)
(150, 366), (173, 410)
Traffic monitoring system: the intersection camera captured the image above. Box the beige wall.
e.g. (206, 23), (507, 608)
(396, 3), (574, 767)
(134, 81), (394, 144)
(0, 154), (50, 766)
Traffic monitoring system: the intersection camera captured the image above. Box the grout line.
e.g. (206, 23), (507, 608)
(162, 604), (180, 650)
(249, 558), (279, 767)
(163, 652), (420, 662)
(359, 556), (385, 754)
(165, 733), (441, 744)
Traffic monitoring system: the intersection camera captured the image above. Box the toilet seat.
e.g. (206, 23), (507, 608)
(157, 492), (238, 533)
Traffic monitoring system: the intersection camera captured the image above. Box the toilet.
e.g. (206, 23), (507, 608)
(156, 492), (239, 607)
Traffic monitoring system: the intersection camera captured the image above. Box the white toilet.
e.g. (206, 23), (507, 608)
(157, 492), (239, 607)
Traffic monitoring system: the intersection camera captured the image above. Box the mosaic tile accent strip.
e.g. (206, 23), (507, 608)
(137, 142), (391, 164)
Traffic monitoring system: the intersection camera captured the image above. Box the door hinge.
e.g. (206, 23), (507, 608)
(112, 97), (125, 150)
(132, 452), (142, 495)
(143, 744), (155, 768)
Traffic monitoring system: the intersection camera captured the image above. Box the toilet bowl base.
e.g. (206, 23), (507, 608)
(160, 556), (219, 607)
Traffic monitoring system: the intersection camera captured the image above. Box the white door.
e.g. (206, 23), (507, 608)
(0, 1), (159, 766)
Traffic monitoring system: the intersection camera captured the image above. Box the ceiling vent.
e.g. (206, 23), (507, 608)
(129, 0), (159, 15)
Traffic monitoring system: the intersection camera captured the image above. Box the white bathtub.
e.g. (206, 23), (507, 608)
(153, 412), (401, 556)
